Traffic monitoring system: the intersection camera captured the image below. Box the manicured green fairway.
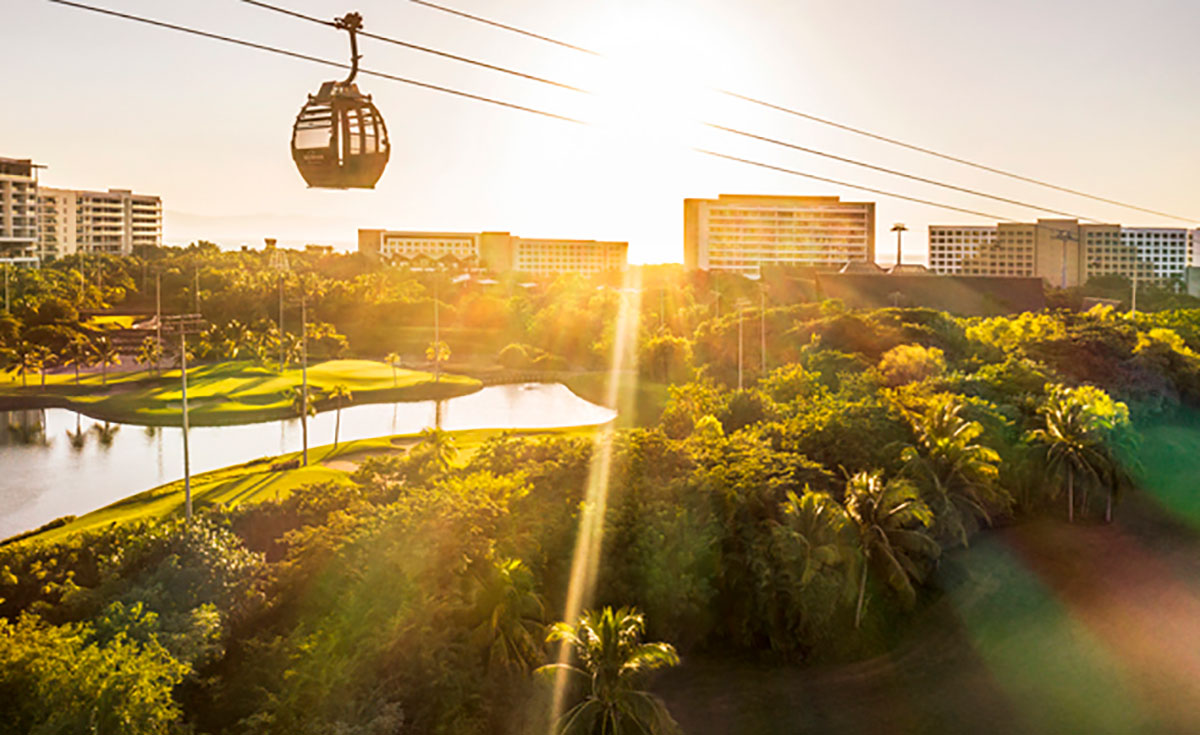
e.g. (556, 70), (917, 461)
(30, 424), (601, 544)
(1, 359), (481, 426)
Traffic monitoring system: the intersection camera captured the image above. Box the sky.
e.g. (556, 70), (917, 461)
(3, 0), (1199, 264)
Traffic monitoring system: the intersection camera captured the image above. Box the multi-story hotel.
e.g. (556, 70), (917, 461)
(38, 187), (162, 259)
(357, 229), (627, 276)
(929, 219), (1195, 288)
(0, 158), (40, 265)
(684, 194), (876, 278)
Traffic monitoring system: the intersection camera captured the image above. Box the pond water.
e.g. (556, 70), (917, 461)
(0, 383), (615, 539)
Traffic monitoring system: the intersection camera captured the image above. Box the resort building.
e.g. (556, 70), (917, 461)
(357, 229), (627, 275)
(0, 158), (40, 266)
(929, 220), (1195, 288)
(38, 187), (162, 259)
(684, 194), (876, 278)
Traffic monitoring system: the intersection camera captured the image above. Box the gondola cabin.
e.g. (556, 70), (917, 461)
(291, 80), (389, 188)
(289, 12), (390, 189)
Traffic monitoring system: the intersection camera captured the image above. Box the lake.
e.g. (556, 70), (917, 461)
(0, 383), (615, 539)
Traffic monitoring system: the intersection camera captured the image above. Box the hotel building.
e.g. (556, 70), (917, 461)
(38, 187), (162, 259)
(0, 158), (40, 265)
(357, 229), (627, 276)
(929, 219), (1195, 288)
(684, 194), (876, 278)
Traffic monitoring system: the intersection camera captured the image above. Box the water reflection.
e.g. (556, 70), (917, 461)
(0, 383), (614, 539)
(3, 409), (48, 447)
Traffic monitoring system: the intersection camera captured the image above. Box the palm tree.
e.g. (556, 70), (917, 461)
(61, 334), (94, 385)
(1028, 388), (1112, 523)
(136, 336), (163, 377)
(426, 340), (450, 383)
(776, 489), (860, 594)
(5, 341), (39, 388)
(469, 556), (546, 674)
(384, 351), (402, 387)
(290, 385), (317, 466)
(35, 345), (55, 389)
(538, 607), (681, 735)
(415, 426), (457, 471)
(329, 383), (351, 449)
(93, 335), (121, 387)
(900, 396), (1009, 546)
(843, 471), (940, 629)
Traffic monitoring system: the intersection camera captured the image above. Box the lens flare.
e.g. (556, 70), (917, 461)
(546, 269), (642, 728)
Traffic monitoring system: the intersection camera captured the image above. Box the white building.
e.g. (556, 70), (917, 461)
(0, 158), (40, 266)
(684, 194), (876, 278)
(358, 229), (627, 275)
(38, 187), (162, 259)
(929, 220), (1194, 287)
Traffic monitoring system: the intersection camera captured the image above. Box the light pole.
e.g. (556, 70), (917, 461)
(3, 263), (9, 312)
(736, 299), (750, 391)
(301, 289), (309, 466)
(760, 287), (767, 375)
(155, 271), (162, 372)
(891, 223), (907, 268)
(162, 313), (205, 523)
(1050, 229), (1078, 289)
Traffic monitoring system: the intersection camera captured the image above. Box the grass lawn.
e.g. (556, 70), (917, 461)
(561, 371), (669, 428)
(0, 359), (481, 426)
(31, 424), (602, 544)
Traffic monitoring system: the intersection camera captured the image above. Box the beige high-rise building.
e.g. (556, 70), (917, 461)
(929, 219), (1192, 287)
(358, 229), (627, 275)
(684, 194), (876, 277)
(38, 187), (162, 259)
(0, 158), (40, 265)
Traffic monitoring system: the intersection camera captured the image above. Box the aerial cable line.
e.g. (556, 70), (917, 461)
(45, 0), (586, 125)
(693, 149), (1081, 238)
(706, 123), (1096, 221)
(238, 1), (1155, 225)
(716, 91), (1198, 224)
(409, 0), (601, 56)
(240, 0), (588, 93)
(42, 0), (1087, 233)
(408, 0), (1199, 225)
(51, 1), (1142, 228)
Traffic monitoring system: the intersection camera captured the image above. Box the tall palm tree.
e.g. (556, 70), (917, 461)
(61, 334), (94, 386)
(538, 607), (681, 735)
(5, 341), (39, 388)
(426, 340), (450, 383)
(775, 489), (860, 594)
(290, 385), (317, 466)
(33, 345), (52, 389)
(469, 556), (546, 674)
(843, 471), (940, 629)
(900, 396), (1009, 546)
(384, 351), (402, 387)
(329, 383), (351, 450)
(1028, 389), (1111, 523)
(93, 335), (121, 387)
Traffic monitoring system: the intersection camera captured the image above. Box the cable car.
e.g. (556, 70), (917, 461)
(291, 13), (390, 189)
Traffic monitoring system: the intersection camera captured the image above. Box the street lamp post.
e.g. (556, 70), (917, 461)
(891, 223), (908, 267)
(301, 290), (309, 466)
(162, 313), (206, 523)
(1050, 229), (1078, 289)
(760, 287), (767, 374)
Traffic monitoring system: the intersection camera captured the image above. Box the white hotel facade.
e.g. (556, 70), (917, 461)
(929, 219), (1199, 288)
(39, 187), (162, 259)
(358, 229), (627, 276)
(684, 194), (876, 277)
